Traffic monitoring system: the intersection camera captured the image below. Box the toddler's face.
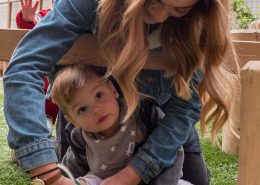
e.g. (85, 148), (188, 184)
(144, 0), (198, 24)
(66, 75), (120, 138)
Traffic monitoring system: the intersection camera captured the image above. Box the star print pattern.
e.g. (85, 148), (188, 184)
(131, 130), (136, 136)
(84, 120), (145, 178)
(100, 164), (107, 170)
(110, 145), (116, 152)
(120, 125), (127, 132)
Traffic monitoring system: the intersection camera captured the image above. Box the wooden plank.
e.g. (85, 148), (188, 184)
(0, 28), (171, 70)
(0, 0), (20, 3)
(231, 30), (260, 41)
(0, 29), (28, 61)
(39, 0), (43, 12)
(7, 1), (12, 28)
(2, 28), (260, 70)
(238, 61), (260, 185)
(232, 41), (260, 67)
(60, 34), (171, 70)
(0, 61), (8, 76)
(0, 62), (4, 76)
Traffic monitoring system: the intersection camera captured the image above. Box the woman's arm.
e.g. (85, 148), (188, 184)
(128, 71), (202, 183)
(4, 0), (97, 172)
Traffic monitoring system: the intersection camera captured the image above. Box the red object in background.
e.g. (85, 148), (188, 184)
(16, 9), (51, 29)
(44, 76), (59, 124)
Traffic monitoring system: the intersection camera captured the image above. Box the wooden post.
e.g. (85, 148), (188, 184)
(237, 61), (260, 185)
(7, 0), (12, 28)
(39, 0), (43, 11)
(250, 20), (260, 29)
(222, 30), (260, 155)
(0, 61), (9, 76)
(0, 62), (4, 76)
(2, 61), (8, 74)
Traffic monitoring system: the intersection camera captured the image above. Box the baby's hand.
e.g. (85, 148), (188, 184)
(20, 0), (39, 24)
(100, 166), (141, 185)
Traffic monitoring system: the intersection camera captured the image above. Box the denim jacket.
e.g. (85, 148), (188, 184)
(3, 0), (201, 183)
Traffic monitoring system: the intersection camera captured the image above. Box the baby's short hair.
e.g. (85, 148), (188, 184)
(51, 63), (106, 114)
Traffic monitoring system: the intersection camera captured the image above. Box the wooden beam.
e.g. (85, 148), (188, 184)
(0, 26), (259, 91)
(231, 29), (260, 41)
(7, 0), (12, 28)
(0, 61), (8, 76)
(59, 34), (171, 70)
(0, 29), (28, 61)
(238, 61), (260, 185)
(233, 40), (260, 67)
(0, 29), (171, 70)
(39, 0), (43, 11)
(2, 28), (260, 70)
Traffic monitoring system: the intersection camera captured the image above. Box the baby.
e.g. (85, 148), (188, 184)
(51, 63), (191, 185)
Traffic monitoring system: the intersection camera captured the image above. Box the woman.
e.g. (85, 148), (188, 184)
(4, 0), (237, 184)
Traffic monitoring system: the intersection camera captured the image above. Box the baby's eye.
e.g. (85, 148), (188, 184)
(96, 91), (104, 100)
(77, 106), (88, 114)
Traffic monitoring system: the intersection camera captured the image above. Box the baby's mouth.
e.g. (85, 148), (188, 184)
(98, 115), (109, 124)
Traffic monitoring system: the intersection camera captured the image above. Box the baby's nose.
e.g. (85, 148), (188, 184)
(93, 105), (102, 115)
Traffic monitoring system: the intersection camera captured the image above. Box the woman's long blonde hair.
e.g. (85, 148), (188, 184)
(98, 0), (238, 142)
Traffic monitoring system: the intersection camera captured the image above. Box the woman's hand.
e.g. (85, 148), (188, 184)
(29, 163), (81, 185)
(20, 0), (39, 24)
(100, 166), (141, 185)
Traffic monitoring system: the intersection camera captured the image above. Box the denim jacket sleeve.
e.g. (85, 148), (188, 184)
(128, 71), (202, 183)
(3, 0), (98, 171)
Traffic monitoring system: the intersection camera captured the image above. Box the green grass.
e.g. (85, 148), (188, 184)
(0, 80), (238, 185)
(0, 81), (31, 184)
(200, 134), (238, 185)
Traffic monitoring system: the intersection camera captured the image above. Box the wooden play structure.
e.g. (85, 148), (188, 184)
(232, 30), (260, 185)
(0, 28), (260, 185)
